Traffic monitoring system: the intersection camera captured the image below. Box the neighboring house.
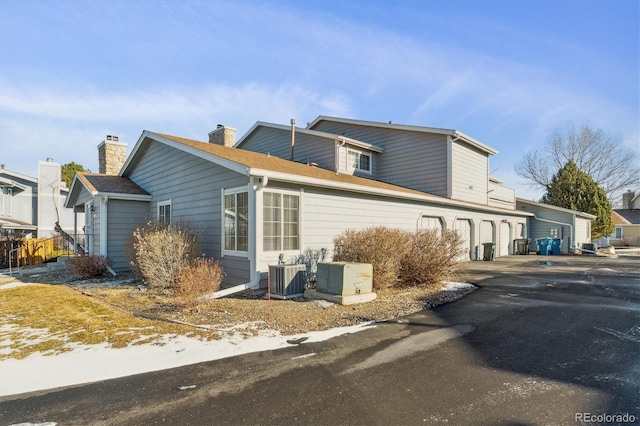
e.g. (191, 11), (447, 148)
(65, 117), (593, 288)
(597, 190), (640, 247)
(0, 162), (79, 239)
(515, 199), (595, 253)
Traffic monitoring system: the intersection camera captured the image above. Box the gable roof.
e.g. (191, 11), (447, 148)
(516, 198), (597, 220)
(613, 209), (640, 225)
(65, 172), (151, 208)
(308, 115), (498, 155)
(236, 121), (384, 153)
(122, 131), (530, 217)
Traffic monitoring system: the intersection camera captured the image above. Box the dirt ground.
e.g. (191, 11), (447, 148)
(17, 270), (476, 336)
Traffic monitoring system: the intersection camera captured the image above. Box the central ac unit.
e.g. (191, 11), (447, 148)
(268, 264), (307, 299)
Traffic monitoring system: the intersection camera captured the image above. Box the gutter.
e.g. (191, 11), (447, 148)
(533, 214), (573, 249)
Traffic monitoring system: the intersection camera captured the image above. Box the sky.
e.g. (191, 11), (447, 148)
(0, 0), (638, 201)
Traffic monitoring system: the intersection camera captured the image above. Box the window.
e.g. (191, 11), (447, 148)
(263, 192), (299, 251)
(612, 227), (623, 239)
(224, 191), (248, 252)
(157, 200), (171, 225)
(0, 186), (11, 216)
(347, 149), (371, 173)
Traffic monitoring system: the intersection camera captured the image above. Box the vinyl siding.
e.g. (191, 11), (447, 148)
(518, 201), (576, 253)
(310, 122), (449, 196)
(257, 183), (527, 265)
(488, 181), (515, 210)
(240, 127), (335, 171)
(107, 199), (150, 269)
(128, 140), (250, 284)
(451, 141), (489, 204)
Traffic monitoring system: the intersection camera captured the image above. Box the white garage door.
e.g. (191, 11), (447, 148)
(421, 216), (443, 235)
(454, 219), (472, 261)
(480, 220), (494, 244)
(499, 222), (510, 256)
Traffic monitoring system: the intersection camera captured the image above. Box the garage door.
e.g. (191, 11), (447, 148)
(421, 216), (443, 235)
(480, 220), (494, 244)
(454, 219), (472, 261)
(499, 222), (510, 256)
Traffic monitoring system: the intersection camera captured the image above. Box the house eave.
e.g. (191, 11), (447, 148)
(250, 168), (532, 217)
(308, 115), (497, 155)
(516, 198), (597, 220)
(122, 131), (250, 177)
(236, 121), (384, 153)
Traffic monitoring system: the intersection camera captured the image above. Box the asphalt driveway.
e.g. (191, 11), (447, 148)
(2, 254), (638, 425)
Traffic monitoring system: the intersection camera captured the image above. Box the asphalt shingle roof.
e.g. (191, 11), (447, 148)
(78, 173), (149, 196)
(614, 209), (640, 225)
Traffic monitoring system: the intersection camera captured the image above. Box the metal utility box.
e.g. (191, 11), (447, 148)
(316, 262), (373, 296)
(269, 264), (306, 298)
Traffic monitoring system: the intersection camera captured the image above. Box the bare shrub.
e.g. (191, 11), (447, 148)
(174, 257), (224, 307)
(399, 229), (465, 288)
(130, 220), (199, 290)
(68, 255), (113, 278)
(333, 226), (410, 290)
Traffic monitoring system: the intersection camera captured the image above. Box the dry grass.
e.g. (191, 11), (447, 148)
(0, 284), (216, 360)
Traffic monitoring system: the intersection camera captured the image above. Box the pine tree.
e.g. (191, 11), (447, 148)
(61, 162), (89, 187)
(541, 160), (614, 239)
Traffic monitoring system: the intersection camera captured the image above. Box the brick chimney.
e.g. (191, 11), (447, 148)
(208, 124), (236, 147)
(622, 190), (635, 209)
(98, 135), (127, 175)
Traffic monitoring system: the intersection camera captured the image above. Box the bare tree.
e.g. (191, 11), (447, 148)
(515, 123), (640, 205)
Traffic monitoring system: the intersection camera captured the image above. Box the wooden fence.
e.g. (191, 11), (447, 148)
(0, 235), (86, 268)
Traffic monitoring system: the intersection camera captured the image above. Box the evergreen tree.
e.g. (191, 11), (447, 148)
(61, 162), (89, 187)
(541, 160), (614, 239)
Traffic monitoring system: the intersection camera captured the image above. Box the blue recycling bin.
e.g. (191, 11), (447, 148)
(551, 238), (563, 255)
(536, 237), (552, 255)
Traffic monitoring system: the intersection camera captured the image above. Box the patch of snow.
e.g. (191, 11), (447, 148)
(0, 282), (35, 291)
(0, 322), (373, 397)
(441, 281), (475, 292)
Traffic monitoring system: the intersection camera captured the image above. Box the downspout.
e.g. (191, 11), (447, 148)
(289, 119), (296, 161)
(447, 134), (461, 199)
(100, 195), (108, 256)
(335, 136), (347, 172)
(202, 176), (269, 300)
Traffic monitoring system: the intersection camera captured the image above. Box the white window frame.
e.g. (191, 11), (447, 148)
(223, 188), (249, 256)
(347, 148), (372, 174)
(157, 199), (172, 225)
(262, 189), (300, 253)
(0, 186), (11, 216)
(612, 227), (623, 239)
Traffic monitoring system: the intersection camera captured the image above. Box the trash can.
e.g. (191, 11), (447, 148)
(551, 238), (563, 255)
(513, 238), (530, 255)
(536, 237), (552, 255)
(482, 242), (495, 261)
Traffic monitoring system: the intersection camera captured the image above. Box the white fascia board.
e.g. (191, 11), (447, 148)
(0, 169), (38, 183)
(452, 131), (498, 155)
(309, 116), (496, 155)
(97, 193), (152, 202)
(64, 174), (96, 208)
(236, 121), (384, 153)
(123, 131), (250, 177)
(0, 177), (29, 191)
(516, 198), (597, 220)
(250, 168), (533, 217)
